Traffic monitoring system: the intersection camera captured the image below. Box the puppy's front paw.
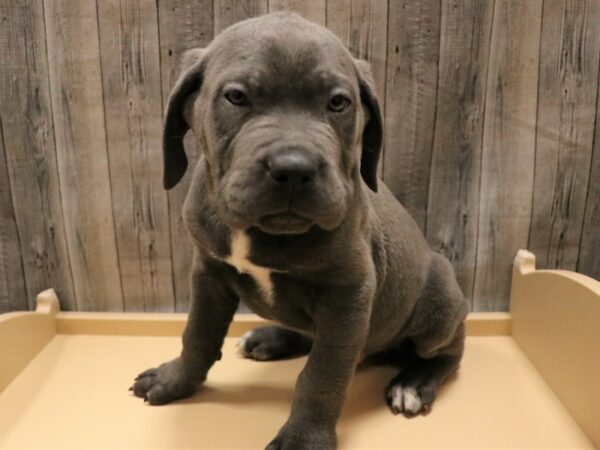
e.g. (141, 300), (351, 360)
(130, 357), (198, 405)
(265, 422), (336, 450)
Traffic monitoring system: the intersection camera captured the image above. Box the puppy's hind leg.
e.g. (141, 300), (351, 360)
(238, 326), (312, 361)
(385, 323), (465, 417)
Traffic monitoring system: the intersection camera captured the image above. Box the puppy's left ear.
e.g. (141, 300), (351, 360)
(354, 59), (383, 192)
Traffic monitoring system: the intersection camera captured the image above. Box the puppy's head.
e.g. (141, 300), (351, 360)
(164, 12), (383, 235)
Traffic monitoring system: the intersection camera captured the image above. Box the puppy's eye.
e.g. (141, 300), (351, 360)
(328, 94), (351, 113)
(224, 89), (250, 107)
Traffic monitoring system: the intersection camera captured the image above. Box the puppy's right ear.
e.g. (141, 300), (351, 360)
(163, 48), (206, 190)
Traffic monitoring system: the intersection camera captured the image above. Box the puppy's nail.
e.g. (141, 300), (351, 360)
(128, 386), (133, 391)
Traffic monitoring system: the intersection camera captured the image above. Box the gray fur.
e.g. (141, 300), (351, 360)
(131, 12), (468, 450)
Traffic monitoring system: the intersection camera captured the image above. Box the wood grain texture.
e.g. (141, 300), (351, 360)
(269, 0), (325, 26)
(44, 0), (124, 311)
(528, 0), (600, 271)
(326, 0), (387, 178)
(578, 81), (600, 280)
(97, 0), (175, 312)
(0, 118), (28, 313)
(214, 0), (268, 34)
(158, 0), (214, 312)
(426, 0), (494, 306)
(0, 0), (75, 310)
(1, 1), (600, 313)
(383, 0), (441, 230)
(473, 0), (543, 311)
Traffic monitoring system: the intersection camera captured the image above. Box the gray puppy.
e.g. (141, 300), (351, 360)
(131, 12), (468, 450)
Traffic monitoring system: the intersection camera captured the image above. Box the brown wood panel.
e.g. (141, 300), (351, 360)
(383, 0), (441, 230)
(325, 0), (386, 101)
(97, 0), (175, 312)
(578, 87), (600, 281)
(0, 119), (28, 313)
(473, 0), (543, 311)
(269, 0), (325, 26)
(214, 0), (268, 34)
(0, 0), (75, 310)
(44, 1), (124, 311)
(528, 0), (600, 271)
(426, 0), (494, 306)
(326, 0), (387, 176)
(158, 0), (214, 312)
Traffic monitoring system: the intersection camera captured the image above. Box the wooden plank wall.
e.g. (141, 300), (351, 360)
(0, 0), (598, 313)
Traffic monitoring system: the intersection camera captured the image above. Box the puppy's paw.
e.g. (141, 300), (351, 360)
(237, 326), (311, 361)
(130, 357), (198, 405)
(265, 421), (335, 450)
(385, 378), (437, 417)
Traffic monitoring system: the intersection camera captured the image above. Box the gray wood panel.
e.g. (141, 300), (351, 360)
(214, 0), (268, 34)
(98, 0), (175, 312)
(473, 0), (543, 311)
(0, 0), (75, 310)
(578, 91), (600, 280)
(44, 0), (124, 311)
(0, 119), (28, 313)
(270, 0), (326, 25)
(383, 0), (441, 230)
(528, 0), (600, 271)
(158, 0), (215, 312)
(326, 0), (387, 178)
(0, 1), (599, 314)
(426, 0), (494, 307)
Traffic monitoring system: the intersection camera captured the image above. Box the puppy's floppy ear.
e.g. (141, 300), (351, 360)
(354, 59), (383, 192)
(163, 48), (206, 190)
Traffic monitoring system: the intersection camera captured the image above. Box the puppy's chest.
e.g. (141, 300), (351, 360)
(225, 231), (276, 306)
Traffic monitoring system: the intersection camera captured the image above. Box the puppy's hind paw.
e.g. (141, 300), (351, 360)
(237, 326), (311, 361)
(385, 381), (436, 418)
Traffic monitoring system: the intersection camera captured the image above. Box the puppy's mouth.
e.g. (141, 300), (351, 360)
(258, 211), (314, 235)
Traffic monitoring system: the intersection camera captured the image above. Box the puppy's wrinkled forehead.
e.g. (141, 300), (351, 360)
(206, 13), (356, 98)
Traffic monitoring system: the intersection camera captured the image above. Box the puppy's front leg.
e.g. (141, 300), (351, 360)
(131, 258), (239, 404)
(267, 290), (371, 450)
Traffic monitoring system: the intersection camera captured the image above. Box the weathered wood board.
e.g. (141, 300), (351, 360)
(0, 0), (598, 312)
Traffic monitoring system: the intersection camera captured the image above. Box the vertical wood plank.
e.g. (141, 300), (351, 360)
(44, 0), (124, 311)
(158, 0), (214, 312)
(0, 119), (28, 313)
(528, 0), (600, 271)
(97, 0), (175, 312)
(578, 83), (600, 280)
(326, 0), (388, 176)
(473, 0), (543, 311)
(383, 0), (441, 230)
(0, 0), (76, 310)
(214, 0), (268, 34)
(426, 0), (494, 306)
(325, 0), (387, 102)
(269, 0), (326, 26)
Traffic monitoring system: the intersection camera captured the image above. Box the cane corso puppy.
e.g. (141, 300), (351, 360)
(131, 12), (468, 450)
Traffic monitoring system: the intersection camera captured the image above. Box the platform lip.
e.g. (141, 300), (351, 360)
(51, 312), (511, 337)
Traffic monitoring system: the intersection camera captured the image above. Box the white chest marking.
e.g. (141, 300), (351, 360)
(225, 231), (274, 305)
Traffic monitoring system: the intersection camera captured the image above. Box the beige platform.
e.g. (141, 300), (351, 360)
(1, 250), (598, 449)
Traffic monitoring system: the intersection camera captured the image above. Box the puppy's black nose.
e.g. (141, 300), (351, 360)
(265, 152), (317, 185)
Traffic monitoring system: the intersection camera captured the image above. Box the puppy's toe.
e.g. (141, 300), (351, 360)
(237, 330), (275, 360)
(130, 358), (197, 405)
(385, 382), (436, 417)
(237, 326), (311, 361)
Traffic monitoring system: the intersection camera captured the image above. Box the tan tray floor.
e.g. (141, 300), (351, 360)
(1, 250), (598, 449)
